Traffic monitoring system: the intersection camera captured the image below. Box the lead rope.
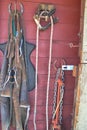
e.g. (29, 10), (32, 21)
(46, 16), (53, 130)
(33, 11), (54, 130)
(33, 18), (39, 130)
(33, 11), (49, 130)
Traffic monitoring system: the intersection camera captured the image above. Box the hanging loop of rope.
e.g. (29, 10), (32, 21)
(46, 16), (54, 130)
(33, 15), (39, 130)
(33, 4), (58, 130)
(33, 10), (54, 130)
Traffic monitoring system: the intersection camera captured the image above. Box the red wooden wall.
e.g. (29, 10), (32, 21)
(0, 0), (81, 130)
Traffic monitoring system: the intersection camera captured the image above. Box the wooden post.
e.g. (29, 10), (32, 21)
(72, 0), (87, 130)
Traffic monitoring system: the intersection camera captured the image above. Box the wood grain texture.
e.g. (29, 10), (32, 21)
(0, 0), (81, 130)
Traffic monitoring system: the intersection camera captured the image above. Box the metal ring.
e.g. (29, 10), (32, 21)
(8, 3), (12, 14)
(19, 3), (23, 14)
(8, 3), (23, 14)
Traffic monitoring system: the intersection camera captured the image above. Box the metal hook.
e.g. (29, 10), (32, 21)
(19, 3), (23, 14)
(8, 3), (12, 14)
(60, 58), (66, 66)
(53, 59), (58, 71)
(53, 58), (66, 71)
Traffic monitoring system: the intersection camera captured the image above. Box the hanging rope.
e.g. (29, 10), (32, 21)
(33, 10), (54, 130)
(33, 10), (49, 130)
(33, 19), (39, 130)
(46, 16), (54, 130)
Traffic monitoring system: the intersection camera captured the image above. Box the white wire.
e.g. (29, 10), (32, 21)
(46, 16), (54, 130)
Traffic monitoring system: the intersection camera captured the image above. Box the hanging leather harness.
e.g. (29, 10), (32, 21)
(0, 3), (34, 130)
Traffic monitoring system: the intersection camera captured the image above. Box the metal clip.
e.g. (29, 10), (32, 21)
(62, 65), (74, 70)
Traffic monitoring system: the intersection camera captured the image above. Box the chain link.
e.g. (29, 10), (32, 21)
(59, 82), (64, 124)
(52, 68), (65, 124)
(52, 68), (61, 119)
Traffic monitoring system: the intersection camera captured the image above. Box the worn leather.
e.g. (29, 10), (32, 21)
(0, 42), (35, 91)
